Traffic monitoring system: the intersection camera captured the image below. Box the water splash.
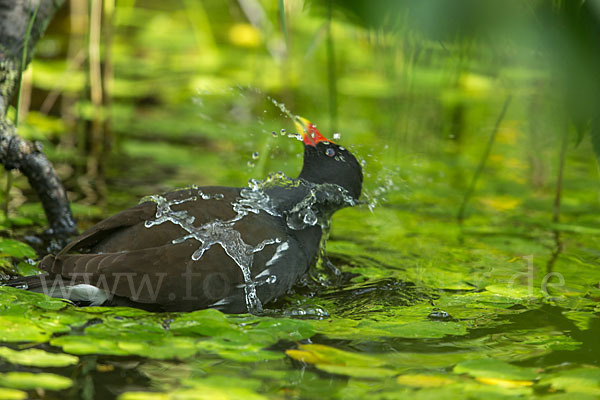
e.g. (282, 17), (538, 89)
(239, 173), (356, 287)
(360, 166), (407, 212)
(243, 172), (356, 231)
(142, 189), (281, 313)
(267, 96), (296, 120)
(142, 173), (357, 313)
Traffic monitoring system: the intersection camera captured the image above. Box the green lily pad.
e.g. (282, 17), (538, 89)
(195, 339), (284, 362)
(118, 385), (268, 400)
(359, 320), (469, 339)
(287, 343), (384, 367)
(169, 309), (246, 340)
(485, 284), (544, 300)
(51, 333), (199, 359)
(453, 359), (538, 381)
(0, 239), (36, 259)
(540, 367), (600, 395)
(0, 316), (51, 342)
(0, 372), (73, 390)
(316, 364), (398, 379)
(0, 347), (79, 367)
(0, 286), (70, 311)
(118, 393), (169, 400)
(311, 317), (468, 341)
(0, 388), (27, 400)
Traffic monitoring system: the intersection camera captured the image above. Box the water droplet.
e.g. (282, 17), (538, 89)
(325, 148), (335, 157)
(271, 131), (277, 137)
(333, 132), (341, 140)
(280, 128), (286, 134)
(247, 161), (255, 168)
(252, 152), (260, 160)
(284, 305), (329, 318)
(428, 309), (453, 321)
(288, 133), (302, 141)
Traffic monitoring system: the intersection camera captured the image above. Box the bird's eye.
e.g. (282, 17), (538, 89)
(325, 148), (336, 157)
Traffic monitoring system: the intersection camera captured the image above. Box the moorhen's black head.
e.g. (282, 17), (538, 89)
(294, 117), (363, 200)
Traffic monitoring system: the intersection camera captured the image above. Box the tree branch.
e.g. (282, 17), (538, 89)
(0, 0), (76, 240)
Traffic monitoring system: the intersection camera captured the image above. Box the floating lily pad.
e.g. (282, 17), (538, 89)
(118, 385), (268, 400)
(0, 316), (51, 343)
(51, 332), (199, 359)
(286, 343), (397, 378)
(316, 364), (397, 379)
(118, 393), (169, 400)
(0, 388), (27, 400)
(195, 339), (283, 362)
(396, 374), (457, 388)
(310, 317), (468, 341)
(0, 372), (73, 390)
(485, 284), (544, 300)
(0, 347), (79, 367)
(0, 286), (70, 311)
(287, 343), (384, 367)
(453, 359), (538, 381)
(540, 367), (600, 395)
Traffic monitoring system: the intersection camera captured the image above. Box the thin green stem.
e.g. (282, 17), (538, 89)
(457, 95), (512, 224)
(326, 0), (337, 132)
(553, 123), (569, 223)
(15, 0), (41, 127)
(278, 0), (288, 49)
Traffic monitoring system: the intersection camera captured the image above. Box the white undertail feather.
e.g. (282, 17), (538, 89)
(32, 284), (109, 306)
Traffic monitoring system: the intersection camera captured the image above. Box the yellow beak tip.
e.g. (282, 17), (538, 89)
(293, 116), (311, 133)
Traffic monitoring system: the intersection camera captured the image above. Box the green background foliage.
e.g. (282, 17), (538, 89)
(0, 0), (599, 398)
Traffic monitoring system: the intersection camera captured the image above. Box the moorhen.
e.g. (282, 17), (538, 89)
(12, 116), (363, 313)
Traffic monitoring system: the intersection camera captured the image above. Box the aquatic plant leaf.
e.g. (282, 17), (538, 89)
(242, 317), (315, 344)
(51, 334), (199, 359)
(183, 374), (263, 391)
(0, 239), (36, 259)
(118, 393), (169, 400)
(195, 338), (284, 362)
(453, 359), (538, 381)
(169, 308), (243, 338)
(0, 347), (78, 367)
(286, 344), (386, 368)
(316, 364), (397, 379)
(310, 317), (468, 341)
(0, 388), (27, 400)
(357, 320), (469, 339)
(118, 385), (268, 400)
(0, 286), (70, 311)
(484, 284), (544, 300)
(0, 316), (51, 342)
(540, 367), (600, 395)
(14, 261), (42, 276)
(0, 372), (73, 390)
(396, 374), (457, 388)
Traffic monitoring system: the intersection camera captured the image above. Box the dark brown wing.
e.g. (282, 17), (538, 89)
(37, 186), (294, 311)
